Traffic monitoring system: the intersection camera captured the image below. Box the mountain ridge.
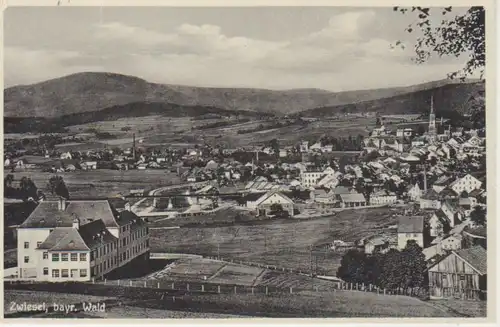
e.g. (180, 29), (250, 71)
(4, 71), (483, 118)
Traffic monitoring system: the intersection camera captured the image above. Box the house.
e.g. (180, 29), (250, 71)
(407, 183), (423, 201)
(440, 200), (465, 227)
(137, 163), (148, 170)
(16, 198), (149, 282)
(369, 191), (397, 206)
(428, 246), (487, 300)
(300, 167), (335, 188)
(364, 236), (396, 254)
(438, 234), (463, 252)
(397, 216), (424, 250)
(450, 174), (483, 194)
(254, 191), (295, 217)
(82, 161), (97, 170)
(429, 210), (451, 238)
(420, 189), (441, 210)
(279, 149), (288, 158)
(337, 193), (366, 208)
(310, 189), (334, 204)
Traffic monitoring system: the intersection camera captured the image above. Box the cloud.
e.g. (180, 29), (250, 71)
(5, 9), (471, 91)
(4, 46), (105, 86)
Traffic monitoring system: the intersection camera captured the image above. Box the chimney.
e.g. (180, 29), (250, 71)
(58, 197), (67, 211)
(133, 133), (136, 161)
(72, 214), (79, 230)
(423, 166), (428, 192)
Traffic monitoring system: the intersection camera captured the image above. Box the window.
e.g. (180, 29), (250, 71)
(37, 241), (42, 248)
(71, 253), (78, 261)
(43, 252), (48, 260)
(70, 269), (78, 278)
(43, 267), (49, 275)
(61, 253), (68, 261)
(52, 269), (60, 278)
(61, 269), (69, 278)
(24, 242), (29, 249)
(52, 253), (59, 262)
(24, 256), (29, 263)
(80, 269), (87, 277)
(80, 253), (87, 261)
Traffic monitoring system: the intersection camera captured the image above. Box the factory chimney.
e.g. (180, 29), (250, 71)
(133, 133), (136, 161)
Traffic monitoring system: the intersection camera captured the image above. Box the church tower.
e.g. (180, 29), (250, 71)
(428, 95), (437, 142)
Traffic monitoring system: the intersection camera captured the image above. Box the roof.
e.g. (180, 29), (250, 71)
(78, 220), (119, 249)
(332, 186), (353, 195)
(339, 193), (366, 203)
(397, 216), (424, 233)
(453, 246), (487, 275)
(421, 189), (440, 200)
(20, 200), (119, 229)
(255, 191), (294, 206)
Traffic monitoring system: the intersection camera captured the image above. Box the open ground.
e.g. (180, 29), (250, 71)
(150, 207), (400, 274)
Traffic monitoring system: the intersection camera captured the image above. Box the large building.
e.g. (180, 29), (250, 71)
(17, 198), (149, 282)
(397, 216), (424, 250)
(300, 166), (335, 188)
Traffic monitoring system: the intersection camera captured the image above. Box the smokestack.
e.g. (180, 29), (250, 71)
(423, 166), (428, 192)
(133, 133), (136, 161)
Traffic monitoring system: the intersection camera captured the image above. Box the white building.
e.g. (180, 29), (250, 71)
(397, 216), (424, 250)
(300, 167), (335, 188)
(450, 174), (483, 194)
(16, 198), (149, 282)
(369, 191), (397, 206)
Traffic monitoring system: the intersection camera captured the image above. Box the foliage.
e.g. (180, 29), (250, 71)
(394, 6), (485, 80)
(470, 206), (486, 226)
(47, 176), (70, 199)
(337, 240), (426, 292)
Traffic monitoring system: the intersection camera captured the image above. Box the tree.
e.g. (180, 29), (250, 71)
(394, 6), (485, 80)
(470, 206), (486, 226)
(400, 240), (426, 291)
(48, 176), (70, 199)
(4, 174), (14, 188)
(19, 177), (38, 201)
(269, 138), (280, 157)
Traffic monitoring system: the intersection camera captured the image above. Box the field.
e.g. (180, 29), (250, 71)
(150, 207), (400, 274)
(10, 170), (181, 197)
(4, 287), (459, 318)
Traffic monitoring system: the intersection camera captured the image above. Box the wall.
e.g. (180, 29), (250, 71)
(397, 233), (423, 250)
(46, 251), (91, 282)
(17, 228), (51, 279)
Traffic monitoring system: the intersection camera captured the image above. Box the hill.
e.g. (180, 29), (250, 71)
(4, 72), (483, 117)
(301, 81), (485, 117)
(4, 102), (272, 134)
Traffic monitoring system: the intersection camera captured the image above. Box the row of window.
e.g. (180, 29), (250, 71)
(51, 253), (87, 262)
(91, 242), (117, 261)
(46, 268), (87, 278)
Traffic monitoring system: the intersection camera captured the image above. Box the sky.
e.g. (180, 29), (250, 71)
(4, 6), (474, 91)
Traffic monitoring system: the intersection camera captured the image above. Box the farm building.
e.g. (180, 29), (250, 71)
(253, 191), (295, 217)
(337, 193), (366, 208)
(397, 216), (424, 250)
(428, 246), (487, 300)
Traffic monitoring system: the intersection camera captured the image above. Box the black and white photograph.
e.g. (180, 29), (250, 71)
(2, 2), (495, 321)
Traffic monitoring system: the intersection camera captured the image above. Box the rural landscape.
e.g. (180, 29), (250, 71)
(3, 5), (490, 321)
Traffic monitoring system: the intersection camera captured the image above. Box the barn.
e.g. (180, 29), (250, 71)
(428, 246), (487, 300)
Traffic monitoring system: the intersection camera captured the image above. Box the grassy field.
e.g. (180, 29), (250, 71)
(10, 170), (181, 197)
(150, 207), (400, 274)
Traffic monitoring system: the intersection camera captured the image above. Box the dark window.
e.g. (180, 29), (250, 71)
(24, 242), (29, 249)
(43, 267), (49, 275)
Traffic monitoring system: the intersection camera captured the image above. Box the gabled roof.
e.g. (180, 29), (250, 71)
(453, 246), (487, 275)
(397, 216), (424, 233)
(421, 189), (440, 200)
(255, 191), (294, 206)
(20, 200), (119, 229)
(78, 219), (118, 249)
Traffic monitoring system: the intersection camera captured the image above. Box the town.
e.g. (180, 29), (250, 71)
(4, 94), (487, 317)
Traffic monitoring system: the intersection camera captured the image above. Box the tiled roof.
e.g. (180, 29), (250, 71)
(50, 228), (91, 251)
(397, 216), (424, 233)
(20, 200), (119, 229)
(78, 220), (118, 249)
(38, 228), (76, 250)
(454, 246), (487, 275)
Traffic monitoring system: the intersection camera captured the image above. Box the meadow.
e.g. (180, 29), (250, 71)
(150, 207), (399, 274)
(10, 170), (181, 198)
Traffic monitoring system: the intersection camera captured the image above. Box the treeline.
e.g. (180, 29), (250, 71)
(4, 102), (272, 134)
(337, 241), (427, 294)
(237, 119), (302, 134)
(192, 118), (251, 130)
